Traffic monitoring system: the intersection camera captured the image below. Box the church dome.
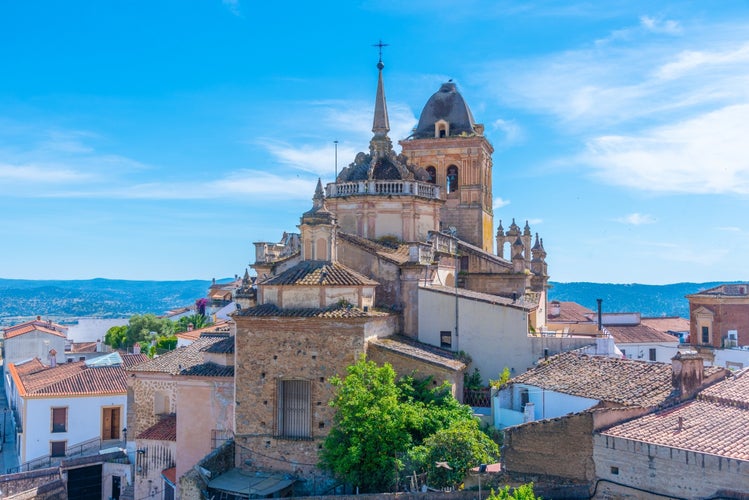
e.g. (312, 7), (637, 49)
(412, 82), (477, 139)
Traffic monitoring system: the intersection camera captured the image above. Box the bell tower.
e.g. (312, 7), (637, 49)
(399, 82), (494, 253)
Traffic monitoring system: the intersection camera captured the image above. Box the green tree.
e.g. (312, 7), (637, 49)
(412, 419), (499, 489)
(488, 483), (540, 500)
(320, 356), (413, 493)
(173, 313), (210, 333)
(104, 325), (128, 349)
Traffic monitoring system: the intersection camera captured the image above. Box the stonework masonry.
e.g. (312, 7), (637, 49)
(129, 376), (177, 439)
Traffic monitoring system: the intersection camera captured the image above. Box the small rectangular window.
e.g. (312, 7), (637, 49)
(702, 326), (710, 344)
(52, 408), (67, 433)
(50, 440), (66, 457)
(610, 466), (619, 475)
(649, 348), (656, 361)
(440, 331), (452, 349)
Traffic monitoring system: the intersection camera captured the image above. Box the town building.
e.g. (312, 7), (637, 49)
(594, 366), (749, 499)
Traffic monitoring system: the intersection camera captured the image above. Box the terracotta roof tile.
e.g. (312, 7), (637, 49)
(138, 414), (176, 441)
(548, 301), (596, 323)
(338, 232), (412, 265)
(606, 324), (680, 344)
(260, 260), (379, 287)
(699, 369), (749, 406)
(601, 397), (749, 461)
(126, 337), (225, 375)
(368, 335), (467, 371)
(510, 351), (678, 407)
(122, 353), (150, 368)
(236, 302), (387, 318)
(3, 323), (67, 340)
(641, 316), (690, 334)
(202, 336), (234, 354)
(176, 319), (234, 341)
(180, 362), (234, 377)
(67, 341), (98, 353)
(12, 361), (128, 397)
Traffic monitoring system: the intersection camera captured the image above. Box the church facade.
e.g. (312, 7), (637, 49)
(227, 57), (551, 494)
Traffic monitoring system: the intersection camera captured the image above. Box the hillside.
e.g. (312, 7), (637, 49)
(0, 278), (212, 325)
(547, 281), (733, 318)
(0, 278), (733, 326)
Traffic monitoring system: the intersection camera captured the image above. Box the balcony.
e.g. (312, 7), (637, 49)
(326, 180), (443, 200)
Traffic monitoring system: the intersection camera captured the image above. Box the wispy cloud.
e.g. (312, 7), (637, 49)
(493, 197), (511, 210)
(222, 0), (241, 16)
(616, 213), (656, 225)
(639, 15), (682, 36)
(491, 119), (524, 147)
(0, 162), (92, 183)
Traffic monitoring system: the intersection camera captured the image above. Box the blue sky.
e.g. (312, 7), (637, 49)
(2, 1), (749, 284)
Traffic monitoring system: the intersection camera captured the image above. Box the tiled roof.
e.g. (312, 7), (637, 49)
(3, 323), (67, 340)
(176, 319), (233, 342)
(260, 260), (379, 286)
(338, 232), (412, 265)
(138, 414), (177, 441)
(641, 316), (690, 333)
(367, 335), (467, 371)
(202, 336), (234, 354)
(687, 283), (749, 298)
(11, 361), (127, 397)
(423, 285), (535, 311)
(13, 358), (47, 376)
(126, 337), (226, 375)
(3, 318), (66, 334)
(509, 351), (678, 407)
(606, 324), (679, 344)
(235, 302), (388, 318)
(548, 301), (596, 323)
(122, 353), (150, 368)
(179, 362), (234, 377)
(67, 342), (98, 353)
(600, 372), (749, 461)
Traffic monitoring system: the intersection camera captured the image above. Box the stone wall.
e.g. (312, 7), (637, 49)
(179, 440), (235, 500)
(593, 434), (749, 499)
(128, 374), (177, 439)
(233, 314), (395, 488)
(502, 412), (596, 483)
(0, 468), (64, 499)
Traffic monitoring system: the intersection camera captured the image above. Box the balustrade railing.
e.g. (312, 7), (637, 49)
(326, 180), (442, 200)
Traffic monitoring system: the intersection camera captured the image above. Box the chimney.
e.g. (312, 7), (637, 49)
(37, 315), (41, 321)
(597, 298), (603, 332)
(671, 352), (704, 398)
(48, 349), (57, 367)
(96, 338), (102, 352)
(549, 301), (561, 317)
(187, 323), (194, 332)
(133, 343), (141, 355)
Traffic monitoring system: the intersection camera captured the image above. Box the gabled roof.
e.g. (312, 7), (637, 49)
(10, 360), (128, 398)
(367, 335), (466, 371)
(137, 414), (177, 441)
(509, 352), (679, 407)
(3, 323), (67, 340)
(127, 337), (229, 375)
(202, 336), (234, 354)
(547, 301), (596, 323)
(260, 260), (379, 287)
(606, 324), (679, 344)
(338, 232), (412, 265)
(600, 370), (749, 461)
(3, 317), (67, 335)
(640, 316), (690, 334)
(176, 319), (233, 342)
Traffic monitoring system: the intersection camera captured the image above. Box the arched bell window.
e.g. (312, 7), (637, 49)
(446, 165), (459, 193)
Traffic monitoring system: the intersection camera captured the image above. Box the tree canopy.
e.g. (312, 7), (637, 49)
(319, 356), (499, 493)
(104, 313), (175, 350)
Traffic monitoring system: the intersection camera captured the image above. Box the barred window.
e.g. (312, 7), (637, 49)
(277, 379), (310, 438)
(440, 331), (452, 349)
(50, 440), (66, 457)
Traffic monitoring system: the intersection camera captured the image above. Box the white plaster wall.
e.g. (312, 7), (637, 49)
(593, 434), (749, 499)
(498, 384), (598, 422)
(617, 342), (679, 363)
(713, 348), (749, 369)
(418, 288), (533, 382)
(4, 333), (67, 369)
(21, 394), (126, 463)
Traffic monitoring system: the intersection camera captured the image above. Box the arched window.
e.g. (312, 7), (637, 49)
(426, 166), (436, 184)
(446, 165), (459, 193)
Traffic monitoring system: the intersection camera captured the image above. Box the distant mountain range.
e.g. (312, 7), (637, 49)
(0, 278), (734, 326)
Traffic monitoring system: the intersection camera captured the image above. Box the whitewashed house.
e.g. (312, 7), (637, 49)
(6, 352), (147, 467)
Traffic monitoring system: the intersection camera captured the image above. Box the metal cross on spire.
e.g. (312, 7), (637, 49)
(372, 39), (389, 64)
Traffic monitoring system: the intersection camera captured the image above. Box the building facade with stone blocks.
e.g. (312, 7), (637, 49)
(687, 282), (749, 350)
(126, 335), (234, 498)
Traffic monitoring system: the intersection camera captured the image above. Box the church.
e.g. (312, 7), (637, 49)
(229, 56), (552, 494)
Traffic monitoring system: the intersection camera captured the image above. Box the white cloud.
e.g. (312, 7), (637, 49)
(0, 163), (92, 183)
(640, 16), (682, 36)
(616, 213), (655, 225)
(493, 197), (511, 210)
(491, 119), (524, 146)
(583, 104), (749, 194)
(222, 0), (241, 16)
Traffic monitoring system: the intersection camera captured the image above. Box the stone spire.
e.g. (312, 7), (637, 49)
(369, 56), (393, 158)
(313, 178), (325, 209)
